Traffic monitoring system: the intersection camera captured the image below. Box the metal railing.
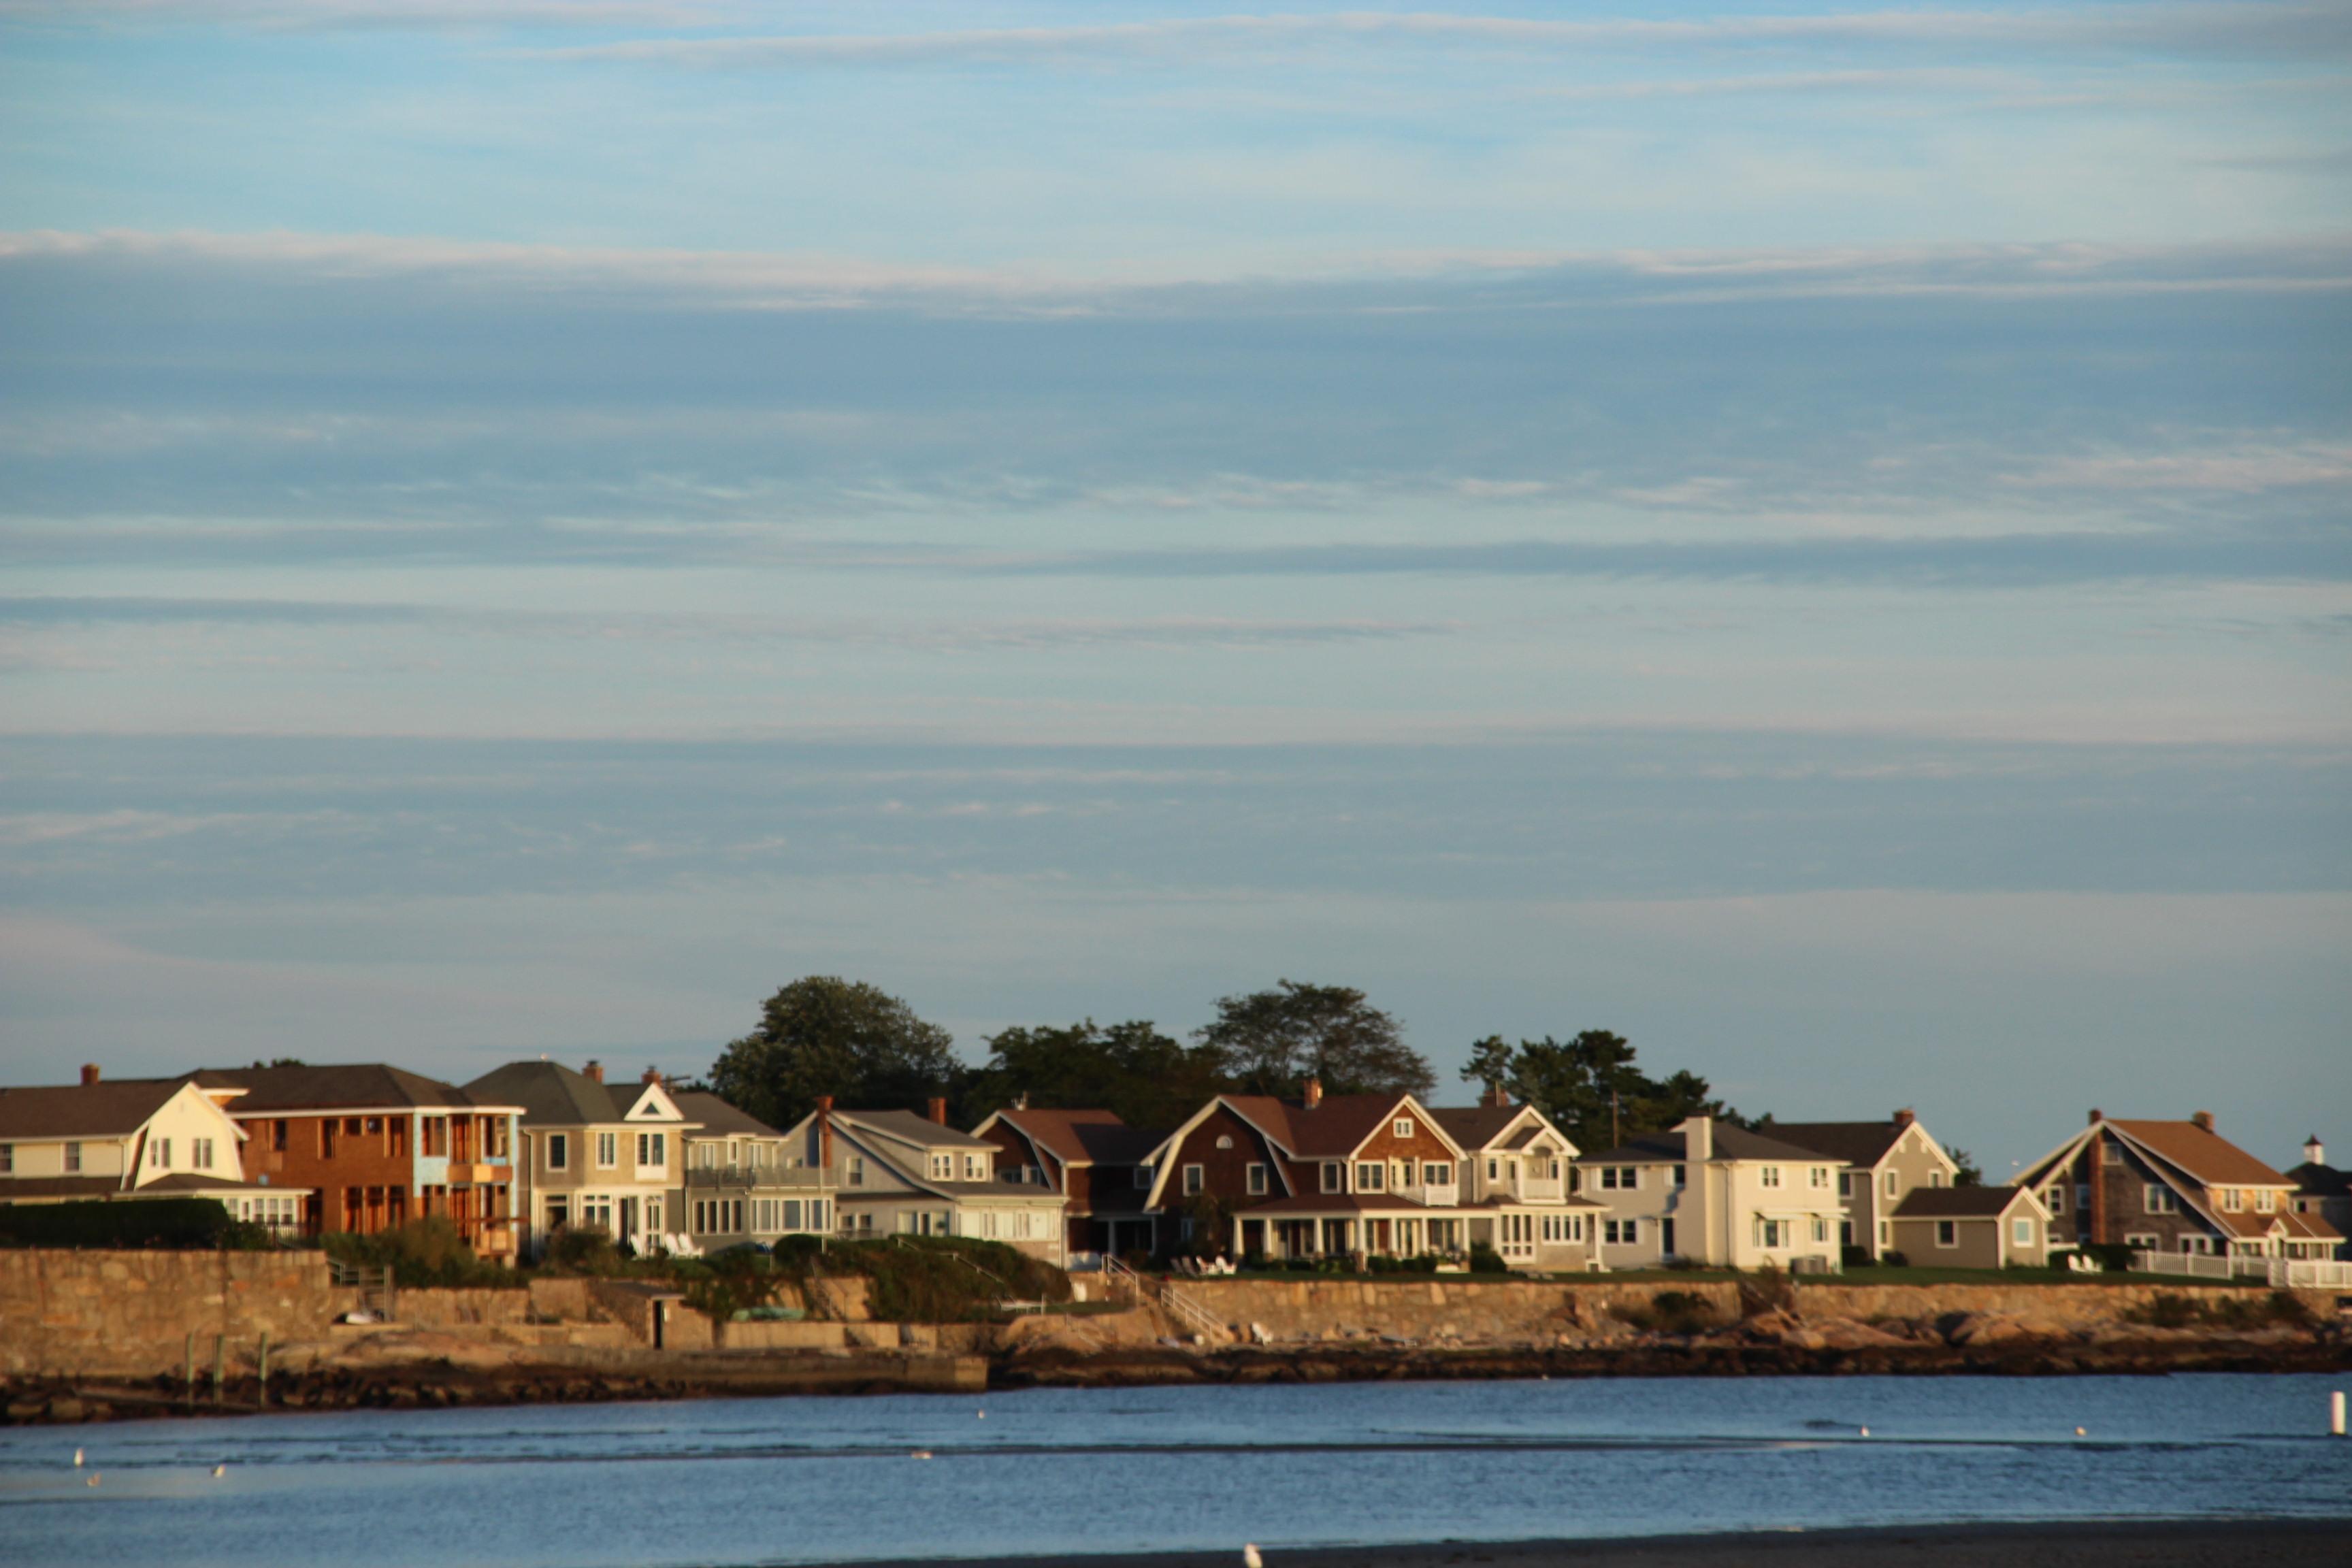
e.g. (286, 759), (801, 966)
(1100, 1256), (1226, 1339)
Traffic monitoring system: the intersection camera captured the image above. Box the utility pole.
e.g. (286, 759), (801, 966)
(1611, 1090), (1620, 1151)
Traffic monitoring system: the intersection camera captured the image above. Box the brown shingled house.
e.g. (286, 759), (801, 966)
(969, 1104), (1162, 1260)
(1889, 1184), (2051, 1270)
(2017, 1109), (2342, 1271)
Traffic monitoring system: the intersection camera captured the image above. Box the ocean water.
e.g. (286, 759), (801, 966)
(1, 1375), (2347, 1565)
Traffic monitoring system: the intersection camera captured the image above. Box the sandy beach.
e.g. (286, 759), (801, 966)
(819, 1519), (2352, 1568)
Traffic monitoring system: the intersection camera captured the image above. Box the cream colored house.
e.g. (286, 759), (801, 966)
(0, 1066), (309, 1233)
(1429, 1092), (1604, 1271)
(774, 1098), (1068, 1264)
(1577, 1115), (1847, 1272)
(1765, 1110), (1961, 1259)
(674, 1089), (834, 1250)
(466, 1060), (696, 1259)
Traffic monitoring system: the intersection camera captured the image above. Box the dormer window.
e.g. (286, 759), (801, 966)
(929, 1153), (953, 1180)
(1394, 1117), (1414, 1140)
(2222, 1188), (2242, 1212)
(962, 1154), (985, 1181)
(2256, 1190), (2274, 1213)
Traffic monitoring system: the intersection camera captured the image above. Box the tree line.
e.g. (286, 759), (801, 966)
(702, 975), (1752, 1156)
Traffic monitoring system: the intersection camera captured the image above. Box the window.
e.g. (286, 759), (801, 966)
(1356, 1162), (1385, 1192)
(1394, 1117), (1414, 1139)
(1757, 1218), (1786, 1248)
(2046, 1186), (2065, 1215)
(1930, 1171), (1947, 1188)
(1810, 1166), (1829, 1189)
(1840, 1219), (1854, 1245)
(1183, 1163), (1205, 1196)
(1811, 1215), (1828, 1243)
(1884, 1169), (1899, 1196)
(1604, 1218), (1638, 1245)
(637, 1132), (666, 1167)
(2012, 1218), (2034, 1247)
(1837, 1171), (1852, 1197)
(1215, 1134), (1234, 1149)
(1321, 1162), (1345, 1193)
(595, 1132), (618, 1169)
(1670, 1164), (1686, 1188)
(848, 1156), (865, 1186)
(544, 1133), (568, 1171)
(2222, 1188), (2242, 1212)
(272, 1120), (289, 1153)
(2102, 1142), (2122, 1166)
(1936, 1220), (1958, 1248)
(1132, 1164), (1151, 1190)
(1423, 1162), (1451, 1186)
(1760, 1166), (1782, 1189)
(63, 1141), (81, 1174)
(930, 1153), (953, 1179)
(962, 1154), (985, 1180)
(150, 1138), (172, 1169)
(320, 1120), (337, 1159)
(2142, 1184), (2176, 1214)
(422, 1117), (446, 1157)
(1486, 1158), (1499, 1181)
(2075, 1183), (2090, 1212)
(2256, 1190), (2275, 1213)
(0, 1144), (10, 1173)
(1599, 1166), (1637, 1190)
(193, 1137), (214, 1170)
(1245, 1162), (1268, 1195)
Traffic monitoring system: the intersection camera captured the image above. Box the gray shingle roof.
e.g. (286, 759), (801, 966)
(1763, 1120), (1914, 1167)
(463, 1061), (627, 1125)
(0, 1079), (182, 1141)
(194, 1064), (496, 1113)
(1894, 1185), (2030, 1219)
(839, 1108), (996, 1150)
(672, 1090), (781, 1139)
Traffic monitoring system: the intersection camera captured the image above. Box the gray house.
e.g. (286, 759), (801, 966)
(772, 1097), (1068, 1264)
(1765, 1110), (1961, 1260)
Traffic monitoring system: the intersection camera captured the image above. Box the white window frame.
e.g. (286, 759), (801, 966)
(1245, 1162), (1268, 1195)
(595, 1131), (618, 1169)
(1760, 1166), (1782, 1189)
(636, 1131), (665, 1169)
(1422, 1162), (1451, 1186)
(1393, 1117), (1414, 1140)
(1356, 1161), (1385, 1192)
(1182, 1162), (1205, 1196)
(1321, 1162), (1344, 1193)
(1884, 1169), (1899, 1196)
(546, 1133), (568, 1171)
(2012, 1218), (2034, 1247)
(930, 1152), (954, 1180)
(2143, 1183), (2174, 1214)
(1936, 1220), (1958, 1248)
(2256, 1190), (2275, 1213)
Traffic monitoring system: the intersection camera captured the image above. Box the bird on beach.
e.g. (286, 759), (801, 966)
(1243, 1546), (1264, 1568)
(2075, 1426), (2087, 1437)
(909, 1450), (933, 1460)
(86, 1474), (99, 1488)
(212, 1465), (227, 1478)
(72, 1448), (83, 1467)
(1858, 1426), (1870, 1437)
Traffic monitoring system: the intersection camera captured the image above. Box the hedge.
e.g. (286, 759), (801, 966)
(0, 1196), (268, 1250)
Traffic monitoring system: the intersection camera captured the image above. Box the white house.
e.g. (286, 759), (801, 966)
(1577, 1115), (1847, 1272)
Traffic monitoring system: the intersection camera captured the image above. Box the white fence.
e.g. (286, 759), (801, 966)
(2129, 1250), (2352, 1289)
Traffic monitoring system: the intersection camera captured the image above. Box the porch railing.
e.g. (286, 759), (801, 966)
(2128, 1250), (2352, 1288)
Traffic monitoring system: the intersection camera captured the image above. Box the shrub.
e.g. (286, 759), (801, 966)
(325, 1217), (517, 1287)
(1466, 1243), (1509, 1275)
(1841, 1244), (1875, 1267)
(1881, 1250), (1910, 1269)
(540, 1226), (634, 1276)
(0, 1197), (267, 1251)
(1610, 1289), (1720, 1335)
(798, 1236), (1072, 1322)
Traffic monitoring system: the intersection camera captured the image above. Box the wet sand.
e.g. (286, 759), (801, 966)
(821, 1518), (2351, 1568)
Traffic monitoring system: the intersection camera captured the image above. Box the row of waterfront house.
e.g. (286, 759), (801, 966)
(0, 1060), (2345, 1278)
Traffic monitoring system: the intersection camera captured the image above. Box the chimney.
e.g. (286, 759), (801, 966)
(1686, 1114), (1712, 1162)
(2306, 1136), (2325, 1168)
(2190, 1110), (2213, 1133)
(584, 1060), (604, 1084)
(642, 1066), (662, 1087)
(80, 1064), (101, 1087)
(1302, 1077), (1323, 1110)
(1485, 1081), (1510, 1109)
(1893, 1107), (1915, 1130)
(2087, 1108), (2103, 1124)
(1013, 1092), (1029, 1111)
(816, 1095), (834, 1169)
(927, 1096), (948, 1126)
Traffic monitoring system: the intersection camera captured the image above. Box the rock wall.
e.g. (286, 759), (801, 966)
(1793, 1279), (2286, 1327)
(0, 1249), (348, 1377)
(1173, 1277), (1742, 1342)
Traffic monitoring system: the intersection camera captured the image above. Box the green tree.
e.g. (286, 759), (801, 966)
(1947, 1145), (1985, 1187)
(708, 977), (961, 1130)
(963, 1019), (1229, 1131)
(1461, 1030), (1745, 1154)
(1198, 980), (1433, 1098)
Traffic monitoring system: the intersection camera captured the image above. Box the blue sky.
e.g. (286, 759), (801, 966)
(1, 1), (2347, 1175)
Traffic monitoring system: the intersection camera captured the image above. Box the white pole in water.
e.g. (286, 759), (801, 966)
(2332, 1390), (2345, 1437)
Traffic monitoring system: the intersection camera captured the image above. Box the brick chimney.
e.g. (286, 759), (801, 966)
(816, 1094), (834, 1169)
(80, 1064), (101, 1087)
(927, 1096), (948, 1126)
(642, 1066), (662, 1087)
(583, 1060), (604, 1084)
(1893, 1107), (1915, 1129)
(2087, 1107), (2103, 1124)
(1302, 1077), (1323, 1110)
(2191, 1110), (2213, 1133)
(1485, 1081), (1510, 1109)
(2306, 1135), (2325, 1168)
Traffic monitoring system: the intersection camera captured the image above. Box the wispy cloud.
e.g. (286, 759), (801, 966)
(526, 7), (2352, 69)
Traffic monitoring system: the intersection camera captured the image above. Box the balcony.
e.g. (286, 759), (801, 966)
(685, 1164), (832, 1192)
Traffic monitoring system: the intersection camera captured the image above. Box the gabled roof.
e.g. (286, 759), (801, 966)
(1222, 1092), (1454, 1161)
(1765, 1120), (1928, 1169)
(0, 1079), (184, 1141)
(194, 1064), (502, 1113)
(465, 1061), (626, 1125)
(836, 1108), (996, 1151)
(1582, 1123), (1836, 1166)
(1426, 1105), (1522, 1150)
(671, 1090), (780, 1139)
(985, 1107), (1160, 1167)
(1894, 1185), (2037, 1220)
(2106, 1119), (2293, 1188)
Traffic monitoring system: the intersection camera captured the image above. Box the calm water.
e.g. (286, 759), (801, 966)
(2, 1376), (2347, 1565)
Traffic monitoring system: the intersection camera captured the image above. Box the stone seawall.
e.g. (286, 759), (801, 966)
(1173, 1277), (1742, 1341)
(0, 1250), (348, 1377)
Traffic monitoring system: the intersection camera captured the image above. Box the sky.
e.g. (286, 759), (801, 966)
(1, 1), (2347, 1177)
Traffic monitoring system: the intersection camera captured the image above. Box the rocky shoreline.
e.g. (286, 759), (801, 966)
(7, 1307), (2347, 1424)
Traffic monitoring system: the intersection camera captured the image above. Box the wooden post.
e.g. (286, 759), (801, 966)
(2332, 1390), (2345, 1438)
(257, 1332), (271, 1405)
(212, 1334), (225, 1406)
(183, 1332), (196, 1411)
